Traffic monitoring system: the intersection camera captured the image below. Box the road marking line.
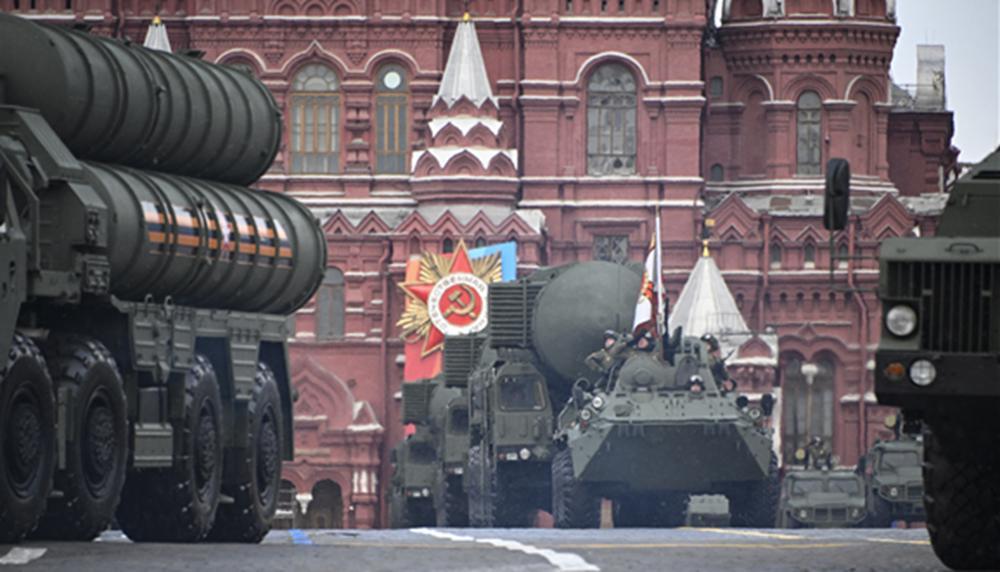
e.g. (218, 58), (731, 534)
(688, 528), (803, 540)
(553, 542), (855, 550)
(289, 529), (314, 545)
(866, 537), (931, 546)
(0, 548), (47, 565)
(412, 528), (600, 572)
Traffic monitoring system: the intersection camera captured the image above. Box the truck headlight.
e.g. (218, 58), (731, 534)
(519, 447), (531, 461)
(798, 509), (809, 520)
(889, 486), (900, 498)
(909, 360), (936, 387)
(885, 305), (917, 337)
(591, 396), (605, 410)
(580, 409), (592, 421)
(850, 507), (862, 519)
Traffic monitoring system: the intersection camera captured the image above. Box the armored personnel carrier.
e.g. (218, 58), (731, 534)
(450, 261), (640, 527)
(858, 437), (924, 526)
(0, 14), (325, 543)
(551, 333), (778, 528)
(776, 469), (867, 529)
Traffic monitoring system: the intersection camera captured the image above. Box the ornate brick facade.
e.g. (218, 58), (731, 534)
(7, 0), (955, 527)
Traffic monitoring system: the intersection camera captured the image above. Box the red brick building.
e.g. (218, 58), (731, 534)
(7, 0), (957, 528)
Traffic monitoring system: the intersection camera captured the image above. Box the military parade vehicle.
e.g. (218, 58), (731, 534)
(552, 330), (779, 528)
(684, 495), (731, 527)
(823, 151), (999, 568)
(447, 261), (640, 527)
(776, 468), (867, 529)
(857, 433), (925, 527)
(389, 375), (469, 527)
(0, 14), (325, 543)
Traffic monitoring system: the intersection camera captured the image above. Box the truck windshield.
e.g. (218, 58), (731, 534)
(791, 479), (824, 495)
(828, 478), (861, 495)
(879, 451), (920, 470)
(499, 376), (545, 411)
(448, 407), (469, 434)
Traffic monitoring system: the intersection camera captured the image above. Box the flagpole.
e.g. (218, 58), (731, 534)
(654, 205), (663, 337)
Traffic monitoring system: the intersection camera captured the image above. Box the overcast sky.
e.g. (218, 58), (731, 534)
(891, 0), (1000, 163)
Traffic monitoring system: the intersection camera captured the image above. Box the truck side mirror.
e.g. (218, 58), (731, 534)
(823, 158), (851, 231)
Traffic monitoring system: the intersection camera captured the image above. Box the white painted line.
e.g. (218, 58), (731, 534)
(866, 537), (931, 546)
(0, 548), (47, 565)
(412, 528), (599, 572)
(689, 528), (803, 541)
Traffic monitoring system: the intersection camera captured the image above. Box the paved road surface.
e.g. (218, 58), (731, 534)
(0, 527), (943, 571)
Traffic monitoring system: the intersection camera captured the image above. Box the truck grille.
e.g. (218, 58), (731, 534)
(488, 282), (544, 348)
(443, 335), (484, 387)
(886, 261), (998, 352)
(906, 485), (924, 501)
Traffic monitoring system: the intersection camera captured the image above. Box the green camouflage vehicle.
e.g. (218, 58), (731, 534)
(551, 334), (779, 528)
(861, 149), (1000, 569)
(858, 438), (925, 526)
(387, 429), (437, 528)
(451, 261), (641, 527)
(0, 15), (324, 543)
(777, 469), (867, 529)
(684, 495), (731, 527)
(390, 376), (469, 527)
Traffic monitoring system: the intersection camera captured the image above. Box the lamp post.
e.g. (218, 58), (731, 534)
(800, 362), (819, 445)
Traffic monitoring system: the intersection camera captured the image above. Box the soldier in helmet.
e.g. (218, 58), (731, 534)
(701, 334), (736, 393)
(585, 330), (634, 375)
(804, 436), (833, 470)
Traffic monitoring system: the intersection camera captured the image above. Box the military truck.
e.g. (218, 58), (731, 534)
(390, 374), (469, 527)
(823, 150), (999, 568)
(0, 14), (325, 543)
(857, 437), (925, 526)
(449, 261), (640, 527)
(776, 469), (867, 529)
(387, 430), (437, 528)
(552, 333), (779, 528)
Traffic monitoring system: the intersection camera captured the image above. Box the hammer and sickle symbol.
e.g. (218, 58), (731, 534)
(442, 285), (478, 319)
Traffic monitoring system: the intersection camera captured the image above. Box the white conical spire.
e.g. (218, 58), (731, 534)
(434, 14), (495, 108)
(143, 16), (172, 53)
(668, 254), (750, 337)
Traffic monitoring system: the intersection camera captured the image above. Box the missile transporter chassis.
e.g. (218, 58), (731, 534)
(871, 149), (1000, 569)
(552, 339), (778, 529)
(0, 15), (324, 544)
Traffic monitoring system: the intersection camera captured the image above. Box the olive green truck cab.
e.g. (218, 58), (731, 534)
(858, 438), (924, 526)
(871, 150), (999, 569)
(777, 469), (867, 529)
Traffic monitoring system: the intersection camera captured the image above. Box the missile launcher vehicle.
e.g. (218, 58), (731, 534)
(552, 333), (779, 528)
(0, 14), (324, 543)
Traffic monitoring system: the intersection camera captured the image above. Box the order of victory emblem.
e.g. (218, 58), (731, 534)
(397, 240), (502, 357)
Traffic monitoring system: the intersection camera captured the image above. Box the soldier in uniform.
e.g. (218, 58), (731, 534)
(804, 436), (832, 470)
(701, 334), (737, 393)
(585, 330), (634, 374)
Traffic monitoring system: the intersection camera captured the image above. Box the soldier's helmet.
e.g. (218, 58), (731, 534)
(700, 334), (720, 352)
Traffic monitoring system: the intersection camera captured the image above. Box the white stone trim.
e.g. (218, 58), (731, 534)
(519, 199), (702, 208)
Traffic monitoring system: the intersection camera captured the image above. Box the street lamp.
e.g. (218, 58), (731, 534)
(800, 362), (819, 445)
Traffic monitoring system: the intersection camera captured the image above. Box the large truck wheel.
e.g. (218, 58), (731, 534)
(729, 451), (779, 528)
(552, 447), (599, 529)
(0, 333), (55, 543)
(485, 461), (535, 528)
(32, 337), (127, 541)
(924, 421), (1000, 570)
(437, 474), (468, 527)
(862, 496), (893, 528)
(208, 363), (283, 543)
(118, 355), (223, 542)
(466, 445), (486, 527)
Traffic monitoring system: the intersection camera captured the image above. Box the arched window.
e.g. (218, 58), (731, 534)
(316, 267), (344, 340)
(289, 64), (340, 174)
(770, 242), (782, 269)
(442, 238), (454, 254)
(837, 243), (849, 269)
(796, 90), (823, 175)
(375, 64), (409, 174)
(781, 355), (836, 463)
(709, 163), (725, 182)
(587, 63), (637, 176)
(803, 243), (816, 269)
(474, 236), (487, 248)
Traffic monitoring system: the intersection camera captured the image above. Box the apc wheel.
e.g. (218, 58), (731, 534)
(552, 447), (599, 529)
(923, 421), (1000, 570)
(730, 451), (779, 528)
(437, 474), (468, 527)
(0, 333), (55, 543)
(32, 337), (126, 541)
(208, 363), (283, 543)
(118, 355), (223, 542)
